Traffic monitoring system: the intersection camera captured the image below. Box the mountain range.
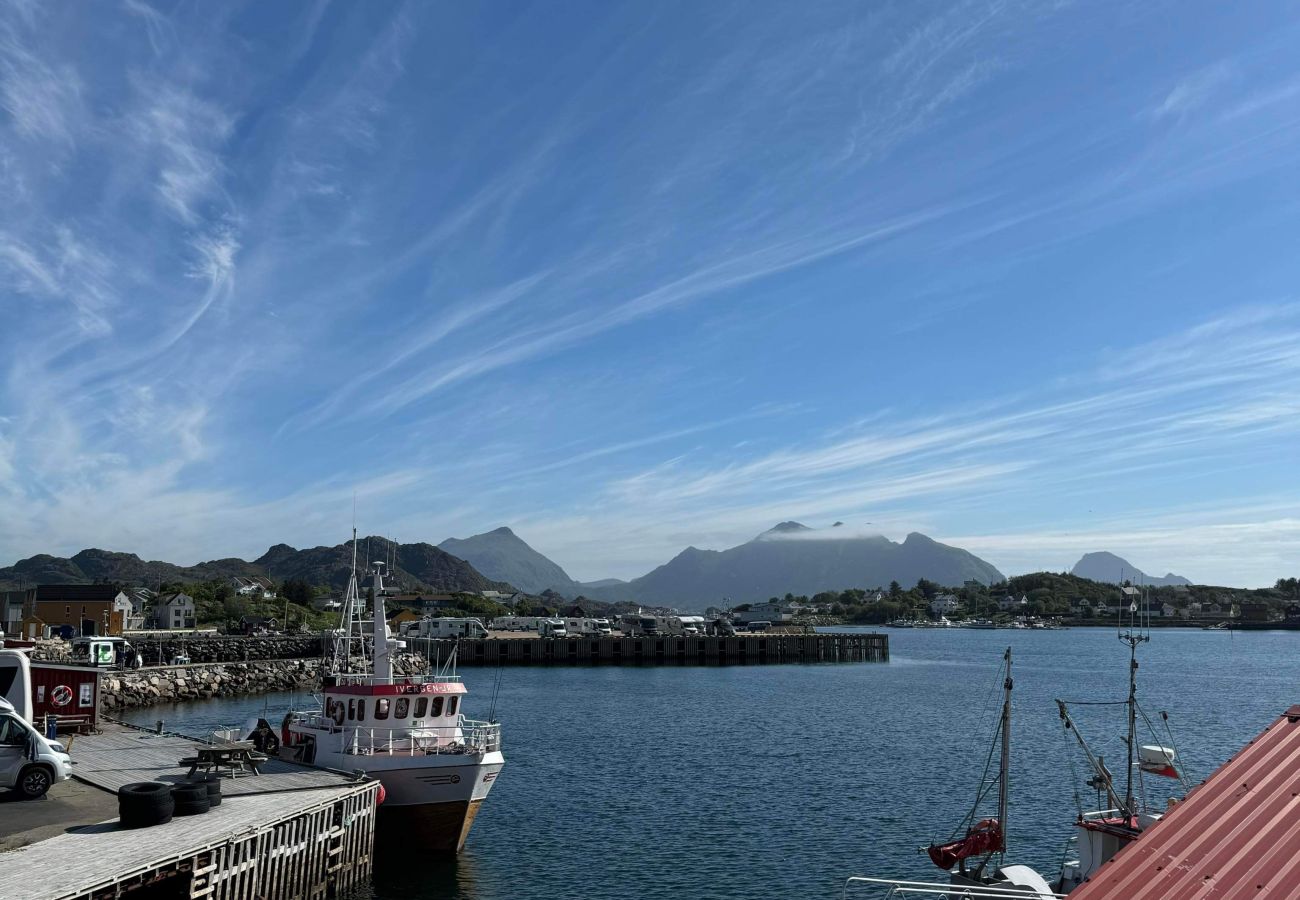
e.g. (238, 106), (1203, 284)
(576, 522), (1005, 607)
(1070, 551), (1191, 587)
(18, 526), (1182, 609)
(0, 537), (511, 595)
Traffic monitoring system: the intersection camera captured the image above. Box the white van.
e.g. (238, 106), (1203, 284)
(0, 697), (73, 798)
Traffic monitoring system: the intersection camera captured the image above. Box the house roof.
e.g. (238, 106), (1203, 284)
(156, 592), (192, 607)
(33, 584), (125, 602)
(1070, 704), (1300, 900)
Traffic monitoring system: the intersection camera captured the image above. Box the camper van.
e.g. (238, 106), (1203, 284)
(619, 613), (660, 636)
(538, 618), (570, 638)
(488, 616), (541, 632)
(0, 652), (75, 799)
(0, 697), (72, 798)
(400, 617), (489, 639)
(562, 617), (614, 636)
(667, 615), (705, 635)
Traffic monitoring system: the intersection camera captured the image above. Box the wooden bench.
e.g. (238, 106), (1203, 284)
(179, 741), (268, 777)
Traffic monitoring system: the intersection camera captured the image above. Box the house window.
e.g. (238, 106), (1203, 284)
(414, 697), (427, 718)
(446, 697), (458, 717)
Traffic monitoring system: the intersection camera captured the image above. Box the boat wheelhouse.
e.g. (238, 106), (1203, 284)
(280, 536), (504, 852)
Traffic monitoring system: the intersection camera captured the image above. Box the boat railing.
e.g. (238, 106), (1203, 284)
(297, 715), (501, 756)
(328, 672), (462, 686)
(842, 877), (1066, 899)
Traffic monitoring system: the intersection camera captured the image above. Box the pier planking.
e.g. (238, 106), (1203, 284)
(0, 723), (377, 900)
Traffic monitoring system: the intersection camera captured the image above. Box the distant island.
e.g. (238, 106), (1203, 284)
(1070, 551), (1192, 587)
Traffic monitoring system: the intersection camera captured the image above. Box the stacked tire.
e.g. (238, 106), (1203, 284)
(194, 773), (223, 808)
(171, 782), (211, 816)
(118, 782), (174, 829)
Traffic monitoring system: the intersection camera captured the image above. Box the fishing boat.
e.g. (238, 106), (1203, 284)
(278, 532), (505, 852)
(1052, 601), (1189, 892)
(927, 648), (1058, 896)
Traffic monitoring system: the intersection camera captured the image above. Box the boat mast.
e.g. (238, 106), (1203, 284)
(998, 647), (1011, 849)
(333, 528), (361, 674)
(1119, 588), (1149, 819)
(372, 559), (392, 684)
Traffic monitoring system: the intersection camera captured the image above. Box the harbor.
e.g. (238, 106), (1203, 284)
(408, 631), (889, 666)
(0, 722), (378, 900)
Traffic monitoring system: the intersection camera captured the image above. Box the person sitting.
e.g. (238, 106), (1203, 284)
(249, 718), (280, 754)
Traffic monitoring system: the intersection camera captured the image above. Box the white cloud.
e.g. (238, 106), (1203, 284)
(1150, 63), (1233, 120)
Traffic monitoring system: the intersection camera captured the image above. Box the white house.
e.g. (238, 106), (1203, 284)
(997, 594), (1027, 613)
(153, 592), (196, 630)
(736, 600), (793, 623)
(230, 576), (277, 600)
(930, 594), (960, 616)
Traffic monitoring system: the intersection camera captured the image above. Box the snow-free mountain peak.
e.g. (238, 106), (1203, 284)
(438, 527), (579, 595)
(1070, 551), (1191, 587)
(755, 521), (814, 540)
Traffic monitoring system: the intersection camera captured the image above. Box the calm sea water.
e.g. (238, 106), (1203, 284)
(123, 627), (1298, 899)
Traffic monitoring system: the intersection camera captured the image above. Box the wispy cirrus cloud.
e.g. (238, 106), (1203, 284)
(1149, 62), (1235, 120)
(3, 1), (1300, 591)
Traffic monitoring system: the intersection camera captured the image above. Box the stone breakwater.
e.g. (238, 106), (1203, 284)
(33, 635), (330, 665)
(100, 652), (431, 710)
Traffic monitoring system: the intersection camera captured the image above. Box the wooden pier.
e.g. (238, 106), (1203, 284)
(0, 724), (378, 900)
(409, 631), (888, 666)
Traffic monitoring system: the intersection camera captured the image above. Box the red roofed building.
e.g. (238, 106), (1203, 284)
(1070, 704), (1300, 899)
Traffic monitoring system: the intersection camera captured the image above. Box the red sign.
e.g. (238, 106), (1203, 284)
(51, 685), (73, 707)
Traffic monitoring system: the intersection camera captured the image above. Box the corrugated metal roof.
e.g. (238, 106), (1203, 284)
(1071, 704), (1300, 900)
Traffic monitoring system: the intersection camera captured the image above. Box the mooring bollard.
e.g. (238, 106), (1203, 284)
(156, 720), (164, 734)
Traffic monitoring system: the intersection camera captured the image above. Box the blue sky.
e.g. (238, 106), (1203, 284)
(2, 1), (1299, 587)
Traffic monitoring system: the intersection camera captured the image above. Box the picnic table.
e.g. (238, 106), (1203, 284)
(179, 740), (268, 777)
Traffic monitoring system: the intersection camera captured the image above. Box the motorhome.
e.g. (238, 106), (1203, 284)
(0, 652), (76, 799)
(563, 617), (614, 635)
(538, 618), (570, 638)
(668, 615), (705, 635)
(400, 617), (489, 639)
(619, 613), (660, 636)
(488, 616), (541, 632)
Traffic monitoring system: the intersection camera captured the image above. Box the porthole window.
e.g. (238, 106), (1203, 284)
(347, 699), (355, 721)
